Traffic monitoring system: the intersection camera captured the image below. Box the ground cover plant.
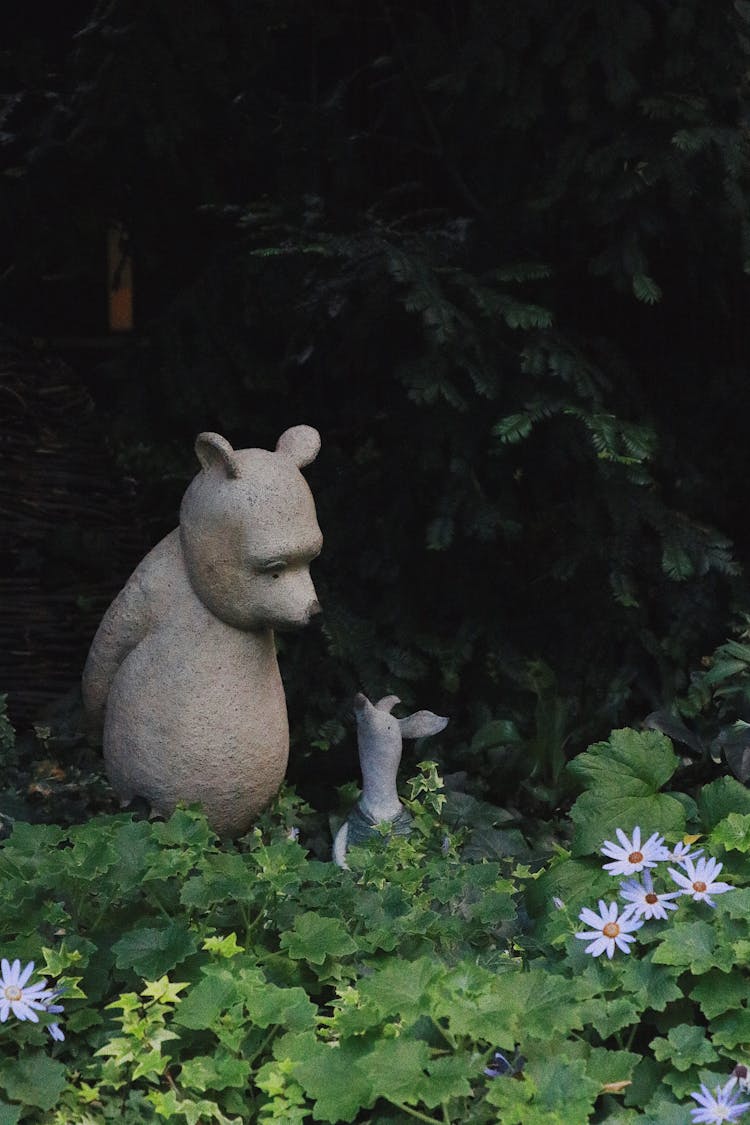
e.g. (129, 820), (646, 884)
(2, 727), (750, 1123)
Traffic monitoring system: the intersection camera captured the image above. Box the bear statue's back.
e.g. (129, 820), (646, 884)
(82, 427), (323, 837)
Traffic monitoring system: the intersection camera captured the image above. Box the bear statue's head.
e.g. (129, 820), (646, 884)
(179, 426), (323, 632)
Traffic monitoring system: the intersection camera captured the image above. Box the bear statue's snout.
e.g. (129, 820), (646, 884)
(272, 595), (323, 633)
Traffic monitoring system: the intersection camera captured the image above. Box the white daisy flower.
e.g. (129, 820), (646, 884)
(41, 987), (66, 1041)
(575, 899), (644, 958)
(662, 840), (703, 866)
(600, 826), (666, 876)
(668, 856), (733, 908)
(0, 959), (51, 1024)
(689, 1077), (750, 1123)
(619, 869), (681, 921)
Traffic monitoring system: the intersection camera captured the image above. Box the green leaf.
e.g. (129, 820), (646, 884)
(284, 1035), (373, 1123)
(147, 1088), (240, 1125)
(711, 812), (750, 853)
(202, 932), (245, 958)
(0, 1054), (66, 1111)
(492, 413), (533, 443)
(174, 967), (240, 1030)
(710, 1007), (750, 1050)
(651, 920), (735, 975)
(152, 807), (218, 850)
(358, 957), (442, 1023)
(567, 728), (684, 855)
(585, 1046), (640, 1090)
(487, 1055), (600, 1123)
(112, 922), (199, 978)
(238, 974), (316, 1032)
(179, 1052), (251, 1093)
(279, 913), (358, 965)
(577, 995), (641, 1039)
(526, 855), (612, 917)
(661, 544), (694, 580)
(700, 778), (750, 831)
(449, 966), (582, 1044)
(632, 273), (663, 304)
(420, 1054), (475, 1107)
(364, 1038), (431, 1103)
(569, 728), (679, 793)
(690, 968), (750, 1019)
(651, 1024), (718, 1070)
(618, 955), (683, 1012)
(426, 515), (454, 551)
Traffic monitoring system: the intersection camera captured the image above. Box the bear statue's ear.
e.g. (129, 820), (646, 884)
(195, 432), (240, 479)
(275, 425), (321, 468)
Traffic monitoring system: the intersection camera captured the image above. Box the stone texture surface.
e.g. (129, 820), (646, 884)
(82, 426), (323, 836)
(332, 692), (448, 866)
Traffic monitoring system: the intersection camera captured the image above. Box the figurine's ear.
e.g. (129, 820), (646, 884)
(399, 711), (449, 739)
(275, 425), (321, 468)
(375, 695), (401, 713)
(195, 432), (240, 478)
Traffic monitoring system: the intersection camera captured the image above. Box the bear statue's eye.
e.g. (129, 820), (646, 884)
(255, 560), (288, 579)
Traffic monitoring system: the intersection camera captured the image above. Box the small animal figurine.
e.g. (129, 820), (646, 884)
(82, 426), (323, 837)
(332, 692), (449, 867)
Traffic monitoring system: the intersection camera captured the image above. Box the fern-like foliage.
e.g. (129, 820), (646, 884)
(1, 0), (749, 806)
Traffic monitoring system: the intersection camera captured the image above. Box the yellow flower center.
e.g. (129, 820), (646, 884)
(4, 985), (22, 1002)
(693, 880), (707, 893)
(645, 893), (658, 904)
(628, 851), (643, 864)
(602, 922), (620, 938)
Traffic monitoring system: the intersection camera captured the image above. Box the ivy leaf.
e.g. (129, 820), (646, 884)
(651, 1024), (718, 1070)
(0, 1054), (66, 1111)
(567, 728), (684, 855)
(202, 932), (245, 958)
(112, 922), (198, 978)
(146, 1089), (240, 1125)
(279, 913), (357, 965)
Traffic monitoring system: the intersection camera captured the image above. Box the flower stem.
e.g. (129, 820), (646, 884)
(386, 1100), (443, 1125)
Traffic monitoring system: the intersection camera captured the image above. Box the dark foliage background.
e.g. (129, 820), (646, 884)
(2, 0), (750, 812)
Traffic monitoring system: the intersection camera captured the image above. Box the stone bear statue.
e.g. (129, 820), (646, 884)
(82, 425), (323, 837)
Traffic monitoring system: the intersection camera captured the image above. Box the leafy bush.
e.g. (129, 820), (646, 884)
(1, 732), (750, 1122)
(4, 1), (750, 789)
